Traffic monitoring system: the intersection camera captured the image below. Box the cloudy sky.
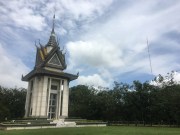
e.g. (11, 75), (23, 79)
(0, 0), (180, 88)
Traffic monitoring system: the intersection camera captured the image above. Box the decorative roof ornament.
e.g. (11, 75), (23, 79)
(51, 14), (55, 36)
(46, 14), (58, 47)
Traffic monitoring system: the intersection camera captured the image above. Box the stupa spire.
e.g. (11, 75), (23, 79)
(51, 14), (55, 35)
(46, 14), (58, 47)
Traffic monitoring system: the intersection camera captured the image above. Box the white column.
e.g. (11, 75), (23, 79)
(31, 77), (38, 116)
(57, 79), (62, 119)
(62, 79), (69, 117)
(40, 76), (48, 117)
(46, 78), (51, 117)
(24, 82), (30, 117)
(35, 76), (43, 117)
(36, 76), (43, 116)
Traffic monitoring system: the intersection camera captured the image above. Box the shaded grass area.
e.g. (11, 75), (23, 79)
(0, 126), (180, 135)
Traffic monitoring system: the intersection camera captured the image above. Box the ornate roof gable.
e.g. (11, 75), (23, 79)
(34, 43), (66, 70)
(42, 46), (66, 70)
(34, 14), (66, 70)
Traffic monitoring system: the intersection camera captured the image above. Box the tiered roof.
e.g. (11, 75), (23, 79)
(22, 15), (78, 82)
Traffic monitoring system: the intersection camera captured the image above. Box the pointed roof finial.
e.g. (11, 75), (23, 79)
(46, 13), (58, 47)
(51, 14), (55, 35)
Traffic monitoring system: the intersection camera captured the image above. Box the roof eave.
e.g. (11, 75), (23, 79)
(22, 70), (78, 82)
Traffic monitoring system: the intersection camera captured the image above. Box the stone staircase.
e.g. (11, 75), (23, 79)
(52, 119), (76, 127)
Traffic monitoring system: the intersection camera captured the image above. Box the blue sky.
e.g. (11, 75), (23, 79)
(0, 0), (180, 88)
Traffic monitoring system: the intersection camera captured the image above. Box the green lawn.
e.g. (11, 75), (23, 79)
(0, 126), (180, 135)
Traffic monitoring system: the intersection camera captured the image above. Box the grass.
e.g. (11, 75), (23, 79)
(0, 126), (180, 135)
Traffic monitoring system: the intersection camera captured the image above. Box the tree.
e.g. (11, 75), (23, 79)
(0, 86), (26, 121)
(69, 85), (97, 119)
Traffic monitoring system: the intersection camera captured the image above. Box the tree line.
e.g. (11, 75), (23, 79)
(69, 80), (180, 125)
(0, 73), (180, 125)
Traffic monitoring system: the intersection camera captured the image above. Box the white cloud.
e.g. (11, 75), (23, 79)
(0, 0), (114, 88)
(1, 0), (180, 88)
(67, 40), (124, 69)
(0, 0), (46, 31)
(173, 72), (180, 83)
(58, 0), (113, 20)
(150, 71), (180, 87)
(77, 74), (108, 87)
(64, 0), (180, 86)
(0, 44), (29, 88)
(0, 0), (114, 40)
